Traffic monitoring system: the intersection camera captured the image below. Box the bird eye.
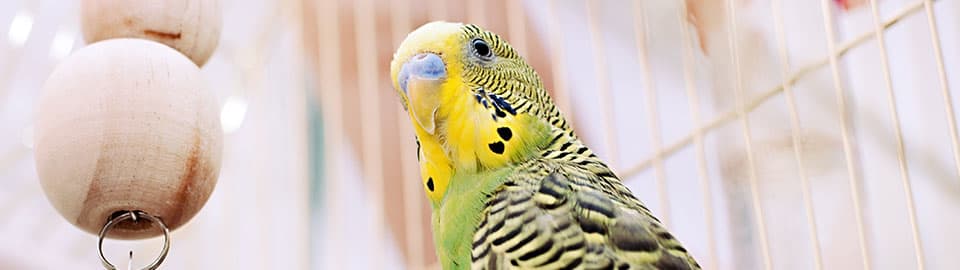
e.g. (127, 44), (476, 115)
(472, 38), (493, 60)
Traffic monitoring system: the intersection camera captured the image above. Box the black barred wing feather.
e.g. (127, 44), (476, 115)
(470, 167), (701, 270)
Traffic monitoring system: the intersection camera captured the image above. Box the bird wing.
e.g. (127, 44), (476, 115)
(470, 164), (700, 270)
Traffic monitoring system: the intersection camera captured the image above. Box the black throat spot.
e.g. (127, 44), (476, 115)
(488, 141), (505, 154)
(497, 127), (513, 141)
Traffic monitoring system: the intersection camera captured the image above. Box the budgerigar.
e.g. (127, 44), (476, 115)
(390, 21), (701, 270)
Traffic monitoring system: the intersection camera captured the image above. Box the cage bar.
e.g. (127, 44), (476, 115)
(676, 1), (719, 268)
(725, 0), (773, 268)
(620, 0), (933, 179)
(544, 0), (576, 127)
(584, 0), (620, 167)
(631, 0), (671, 228)
(817, 0), (873, 268)
(315, 0), (345, 268)
(769, 0), (826, 269)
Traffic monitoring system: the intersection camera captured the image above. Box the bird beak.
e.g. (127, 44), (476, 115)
(397, 53), (447, 135)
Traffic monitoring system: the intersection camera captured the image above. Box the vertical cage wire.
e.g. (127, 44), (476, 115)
(466, 0), (485, 30)
(867, 0), (922, 268)
(544, 0), (575, 126)
(314, 0), (345, 269)
(584, 0), (621, 168)
(817, 0), (874, 268)
(631, 0), (672, 229)
(724, 0), (773, 269)
(914, 0), (953, 267)
(922, 0), (960, 180)
(353, 0), (388, 268)
(769, 0), (826, 269)
(429, 0), (446, 22)
(506, 0), (527, 57)
(676, 0), (719, 269)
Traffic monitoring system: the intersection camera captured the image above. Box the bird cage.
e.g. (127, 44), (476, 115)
(306, 0), (960, 269)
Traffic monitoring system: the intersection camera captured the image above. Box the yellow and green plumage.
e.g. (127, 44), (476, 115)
(390, 21), (701, 270)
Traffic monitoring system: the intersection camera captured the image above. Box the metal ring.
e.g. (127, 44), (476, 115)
(98, 211), (170, 270)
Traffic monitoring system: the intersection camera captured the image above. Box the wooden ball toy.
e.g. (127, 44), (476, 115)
(34, 38), (222, 240)
(80, 0), (222, 67)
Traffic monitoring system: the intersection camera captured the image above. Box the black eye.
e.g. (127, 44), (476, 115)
(472, 38), (493, 59)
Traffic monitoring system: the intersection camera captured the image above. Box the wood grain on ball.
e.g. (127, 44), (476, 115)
(81, 0), (222, 66)
(35, 38), (222, 240)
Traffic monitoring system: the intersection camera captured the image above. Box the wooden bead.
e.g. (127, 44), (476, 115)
(34, 38), (222, 240)
(80, 0), (222, 67)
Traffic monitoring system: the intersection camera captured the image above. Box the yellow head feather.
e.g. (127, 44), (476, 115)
(391, 21), (554, 206)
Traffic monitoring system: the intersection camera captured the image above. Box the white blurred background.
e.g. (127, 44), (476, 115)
(2, 0), (960, 269)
